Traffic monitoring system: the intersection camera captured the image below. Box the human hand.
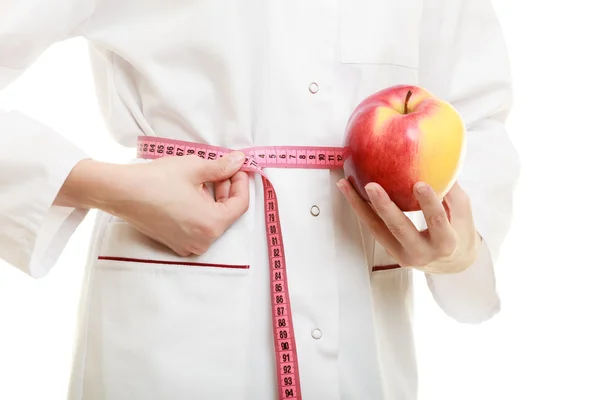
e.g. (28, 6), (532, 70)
(337, 179), (480, 274)
(107, 152), (250, 256)
(56, 152), (250, 257)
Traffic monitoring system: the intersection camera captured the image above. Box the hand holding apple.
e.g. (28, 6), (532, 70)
(337, 178), (480, 274)
(342, 84), (466, 211)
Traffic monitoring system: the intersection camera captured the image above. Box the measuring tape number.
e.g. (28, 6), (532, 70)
(136, 136), (346, 400)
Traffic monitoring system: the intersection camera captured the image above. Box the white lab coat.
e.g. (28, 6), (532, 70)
(0, 0), (520, 399)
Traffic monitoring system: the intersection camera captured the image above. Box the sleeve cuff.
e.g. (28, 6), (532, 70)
(26, 205), (90, 279)
(0, 111), (90, 278)
(425, 235), (500, 324)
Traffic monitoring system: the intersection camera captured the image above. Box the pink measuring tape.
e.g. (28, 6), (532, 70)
(136, 136), (346, 400)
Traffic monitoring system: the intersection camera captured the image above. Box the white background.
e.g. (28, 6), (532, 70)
(1, 1), (599, 399)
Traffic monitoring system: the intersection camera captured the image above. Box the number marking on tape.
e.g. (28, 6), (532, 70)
(137, 136), (345, 400)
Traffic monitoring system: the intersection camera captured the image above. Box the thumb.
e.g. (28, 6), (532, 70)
(197, 151), (246, 182)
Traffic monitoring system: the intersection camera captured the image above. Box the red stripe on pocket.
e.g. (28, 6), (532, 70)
(372, 264), (402, 272)
(97, 256), (249, 269)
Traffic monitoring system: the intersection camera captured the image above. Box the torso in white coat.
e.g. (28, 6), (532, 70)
(0, 0), (518, 399)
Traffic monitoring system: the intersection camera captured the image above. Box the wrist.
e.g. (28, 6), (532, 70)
(421, 232), (481, 274)
(54, 159), (133, 213)
(448, 232), (482, 272)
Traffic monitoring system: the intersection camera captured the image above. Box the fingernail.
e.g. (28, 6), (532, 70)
(415, 182), (429, 195)
(365, 183), (379, 200)
(337, 179), (346, 193)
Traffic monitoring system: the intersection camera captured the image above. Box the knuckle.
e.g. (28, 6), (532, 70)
(388, 223), (409, 238)
(174, 248), (192, 257)
(377, 202), (395, 217)
(189, 244), (208, 256)
(426, 213), (447, 227)
(205, 223), (225, 240)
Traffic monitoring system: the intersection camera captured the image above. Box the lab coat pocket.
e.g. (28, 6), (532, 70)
(82, 217), (253, 399)
(339, 0), (423, 68)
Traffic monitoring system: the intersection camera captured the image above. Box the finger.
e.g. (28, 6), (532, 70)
(216, 171), (250, 223)
(215, 179), (232, 203)
(364, 182), (430, 257)
(198, 151), (246, 183)
(337, 179), (404, 260)
(413, 182), (457, 256)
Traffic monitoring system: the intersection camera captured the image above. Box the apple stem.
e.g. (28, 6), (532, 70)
(404, 90), (413, 114)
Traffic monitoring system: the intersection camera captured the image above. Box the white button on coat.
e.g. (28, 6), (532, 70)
(0, 1), (520, 399)
(311, 329), (323, 340)
(310, 205), (320, 216)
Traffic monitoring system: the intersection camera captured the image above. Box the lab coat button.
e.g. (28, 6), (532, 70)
(310, 205), (320, 216)
(308, 82), (319, 94)
(311, 329), (322, 340)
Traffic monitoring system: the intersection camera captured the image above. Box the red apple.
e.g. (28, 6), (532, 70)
(343, 84), (466, 211)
